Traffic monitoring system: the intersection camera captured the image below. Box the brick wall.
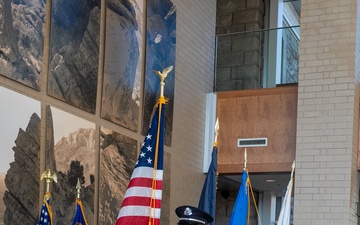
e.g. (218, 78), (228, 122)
(169, 0), (216, 223)
(294, 0), (359, 224)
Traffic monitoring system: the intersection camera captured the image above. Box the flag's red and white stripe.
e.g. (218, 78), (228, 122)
(115, 167), (163, 225)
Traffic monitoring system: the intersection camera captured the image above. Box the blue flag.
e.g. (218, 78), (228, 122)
(228, 169), (249, 225)
(72, 199), (89, 225)
(198, 146), (218, 225)
(36, 193), (52, 225)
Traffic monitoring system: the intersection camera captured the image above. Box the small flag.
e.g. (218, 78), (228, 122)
(228, 169), (249, 225)
(72, 198), (89, 225)
(198, 145), (218, 225)
(277, 162), (295, 225)
(36, 193), (52, 225)
(115, 98), (166, 225)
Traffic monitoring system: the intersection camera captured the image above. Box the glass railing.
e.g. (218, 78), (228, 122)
(214, 26), (300, 92)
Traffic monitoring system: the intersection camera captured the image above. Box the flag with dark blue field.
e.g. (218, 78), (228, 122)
(36, 193), (52, 225)
(228, 168), (249, 225)
(72, 199), (88, 225)
(198, 145), (218, 225)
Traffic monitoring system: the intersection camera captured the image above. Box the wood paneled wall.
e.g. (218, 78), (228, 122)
(216, 85), (298, 174)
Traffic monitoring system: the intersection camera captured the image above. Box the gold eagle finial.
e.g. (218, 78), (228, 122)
(153, 66), (173, 82)
(41, 169), (57, 192)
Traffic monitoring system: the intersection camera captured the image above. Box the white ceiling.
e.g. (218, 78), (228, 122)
(217, 172), (292, 193)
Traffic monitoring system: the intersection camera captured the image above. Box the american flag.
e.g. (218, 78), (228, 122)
(37, 193), (52, 225)
(115, 101), (165, 225)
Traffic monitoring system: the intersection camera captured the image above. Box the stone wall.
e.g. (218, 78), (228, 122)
(215, 0), (265, 91)
(216, 0), (264, 35)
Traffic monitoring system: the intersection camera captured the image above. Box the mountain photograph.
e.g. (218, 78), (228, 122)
(0, 0), (45, 89)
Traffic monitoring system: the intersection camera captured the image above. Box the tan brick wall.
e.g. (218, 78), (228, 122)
(295, 0), (359, 224)
(169, 0), (216, 223)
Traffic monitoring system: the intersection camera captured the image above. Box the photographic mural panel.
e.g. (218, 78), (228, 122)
(101, 0), (143, 132)
(143, 0), (176, 146)
(47, 0), (101, 113)
(0, 0), (45, 90)
(0, 87), (40, 225)
(45, 106), (96, 225)
(98, 127), (171, 224)
(98, 127), (137, 224)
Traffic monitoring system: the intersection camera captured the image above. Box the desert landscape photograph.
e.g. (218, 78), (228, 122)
(0, 87), (40, 224)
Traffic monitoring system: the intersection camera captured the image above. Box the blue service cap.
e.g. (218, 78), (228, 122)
(175, 205), (213, 224)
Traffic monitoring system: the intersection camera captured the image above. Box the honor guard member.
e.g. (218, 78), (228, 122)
(175, 205), (213, 225)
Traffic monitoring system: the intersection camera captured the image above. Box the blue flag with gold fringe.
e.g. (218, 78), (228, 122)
(228, 168), (249, 225)
(72, 199), (89, 225)
(198, 145), (218, 225)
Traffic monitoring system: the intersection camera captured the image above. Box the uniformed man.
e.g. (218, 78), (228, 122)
(175, 205), (213, 225)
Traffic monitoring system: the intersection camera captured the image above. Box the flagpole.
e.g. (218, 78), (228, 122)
(214, 118), (219, 146)
(76, 178), (81, 199)
(149, 66), (173, 225)
(291, 160), (295, 179)
(213, 118), (219, 223)
(244, 148), (247, 169)
(214, 118), (219, 190)
(243, 147), (251, 224)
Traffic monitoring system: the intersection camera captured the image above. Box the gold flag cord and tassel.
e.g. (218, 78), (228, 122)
(149, 66), (173, 225)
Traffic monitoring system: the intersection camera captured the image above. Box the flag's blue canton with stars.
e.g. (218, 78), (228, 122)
(37, 197), (51, 225)
(136, 107), (164, 170)
(116, 104), (165, 225)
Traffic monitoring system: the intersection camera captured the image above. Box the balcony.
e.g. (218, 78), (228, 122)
(215, 26), (300, 92)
